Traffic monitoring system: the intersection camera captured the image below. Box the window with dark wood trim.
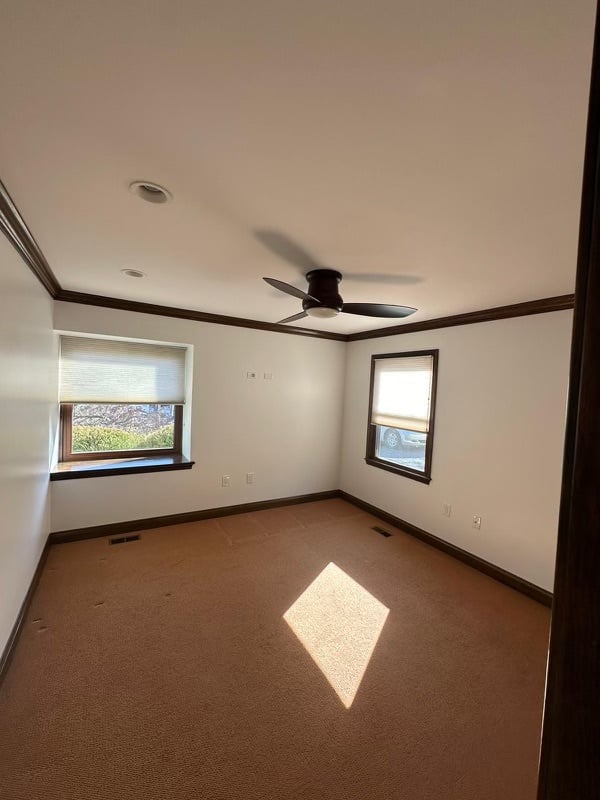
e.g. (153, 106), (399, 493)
(59, 404), (183, 462)
(365, 349), (438, 484)
(57, 335), (188, 465)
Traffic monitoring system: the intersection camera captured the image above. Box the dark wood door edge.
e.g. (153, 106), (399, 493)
(537, 4), (600, 798)
(346, 294), (575, 342)
(0, 541), (50, 689)
(339, 490), (552, 607)
(49, 489), (340, 543)
(0, 179), (60, 297)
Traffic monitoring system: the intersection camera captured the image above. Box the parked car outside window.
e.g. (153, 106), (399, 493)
(380, 426), (426, 449)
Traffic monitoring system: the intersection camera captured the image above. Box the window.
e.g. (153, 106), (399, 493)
(365, 350), (438, 484)
(58, 336), (187, 462)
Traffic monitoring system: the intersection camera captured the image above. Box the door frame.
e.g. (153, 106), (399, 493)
(537, 4), (600, 797)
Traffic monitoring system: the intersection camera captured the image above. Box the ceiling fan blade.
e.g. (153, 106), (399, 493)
(263, 276), (319, 302)
(341, 303), (417, 318)
(256, 229), (321, 272)
(276, 311), (309, 324)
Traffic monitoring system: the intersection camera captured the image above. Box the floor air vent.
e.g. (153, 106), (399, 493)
(372, 526), (392, 538)
(109, 535), (141, 545)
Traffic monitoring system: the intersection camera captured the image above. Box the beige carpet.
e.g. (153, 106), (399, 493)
(0, 499), (550, 799)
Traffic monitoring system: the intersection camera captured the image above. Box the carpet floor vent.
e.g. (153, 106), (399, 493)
(372, 526), (393, 538)
(109, 534), (141, 545)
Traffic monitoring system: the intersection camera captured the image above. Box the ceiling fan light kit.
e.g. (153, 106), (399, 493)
(306, 306), (339, 318)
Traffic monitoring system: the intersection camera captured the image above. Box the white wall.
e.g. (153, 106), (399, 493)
(51, 302), (571, 590)
(0, 238), (57, 653)
(340, 311), (572, 591)
(51, 302), (346, 531)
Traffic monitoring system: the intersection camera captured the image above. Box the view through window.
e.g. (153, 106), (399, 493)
(71, 403), (176, 454)
(366, 350), (438, 483)
(375, 425), (427, 473)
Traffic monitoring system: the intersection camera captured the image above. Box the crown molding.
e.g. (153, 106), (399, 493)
(346, 294), (575, 341)
(0, 177), (346, 341)
(1, 177), (573, 342)
(56, 290), (575, 344)
(55, 289), (349, 341)
(0, 179), (61, 297)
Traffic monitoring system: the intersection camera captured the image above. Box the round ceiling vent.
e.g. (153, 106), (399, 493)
(121, 268), (146, 278)
(128, 180), (172, 204)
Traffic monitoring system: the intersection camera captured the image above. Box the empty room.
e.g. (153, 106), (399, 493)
(1, 2), (598, 799)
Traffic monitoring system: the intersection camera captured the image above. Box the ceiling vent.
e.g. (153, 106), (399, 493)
(129, 180), (172, 204)
(120, 268), (146, 278)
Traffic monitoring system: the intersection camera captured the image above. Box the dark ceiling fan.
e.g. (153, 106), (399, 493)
(259, 229), (418, 324)
(263, 270), (417, 324)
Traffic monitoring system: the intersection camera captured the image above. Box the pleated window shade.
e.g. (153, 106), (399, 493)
(59, 336), (187, 404)
(371, 355), (434, 433)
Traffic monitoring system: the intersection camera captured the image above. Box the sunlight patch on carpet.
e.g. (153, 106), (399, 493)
(283, 562), (389, 708)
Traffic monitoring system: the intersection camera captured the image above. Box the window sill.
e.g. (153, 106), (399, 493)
(50, 455), (194, 481)
(364, 456), (431, 484)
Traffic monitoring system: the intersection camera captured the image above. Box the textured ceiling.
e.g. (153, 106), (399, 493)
(0, 0), (595, 332)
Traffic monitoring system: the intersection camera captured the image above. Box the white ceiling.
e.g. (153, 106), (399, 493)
(0, 1), (595, 333)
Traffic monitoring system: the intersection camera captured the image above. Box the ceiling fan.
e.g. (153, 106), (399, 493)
(259, 229), (418, 324)
(263, 269), (417, 325)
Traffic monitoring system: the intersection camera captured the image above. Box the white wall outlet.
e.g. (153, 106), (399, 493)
(246, 472), (255, 485)
(221, 475), (231, 487)
(443, 504), (452, 517)
(263, 372), (273, 380)
(472, 515), (482, 530)
(246, 371), (256, 379)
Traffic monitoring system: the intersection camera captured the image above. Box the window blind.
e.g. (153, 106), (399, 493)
(59, 336), (187, 404)
(371, 354), (434, 433)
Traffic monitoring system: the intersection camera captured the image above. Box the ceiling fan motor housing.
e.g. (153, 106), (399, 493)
(303, 269), (343, 312)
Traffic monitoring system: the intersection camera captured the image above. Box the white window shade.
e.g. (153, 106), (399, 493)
(59, 336), (187, 404)
(371, 355), (434, 433)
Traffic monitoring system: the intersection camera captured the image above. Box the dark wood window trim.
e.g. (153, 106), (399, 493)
(365, 349), (439, 484)
(50, 454), (194, 481)
(59, 404), (183, 462)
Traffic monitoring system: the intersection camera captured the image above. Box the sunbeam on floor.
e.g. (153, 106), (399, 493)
(283, 562), (390, 708)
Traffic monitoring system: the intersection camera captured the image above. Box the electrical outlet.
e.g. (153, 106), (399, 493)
(246, 472), (255, 485)
(443, 504), (452, 517)
(221, 475), (231, 488)
(246, 371), (256, 379)
(472, 515), (482, 530)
